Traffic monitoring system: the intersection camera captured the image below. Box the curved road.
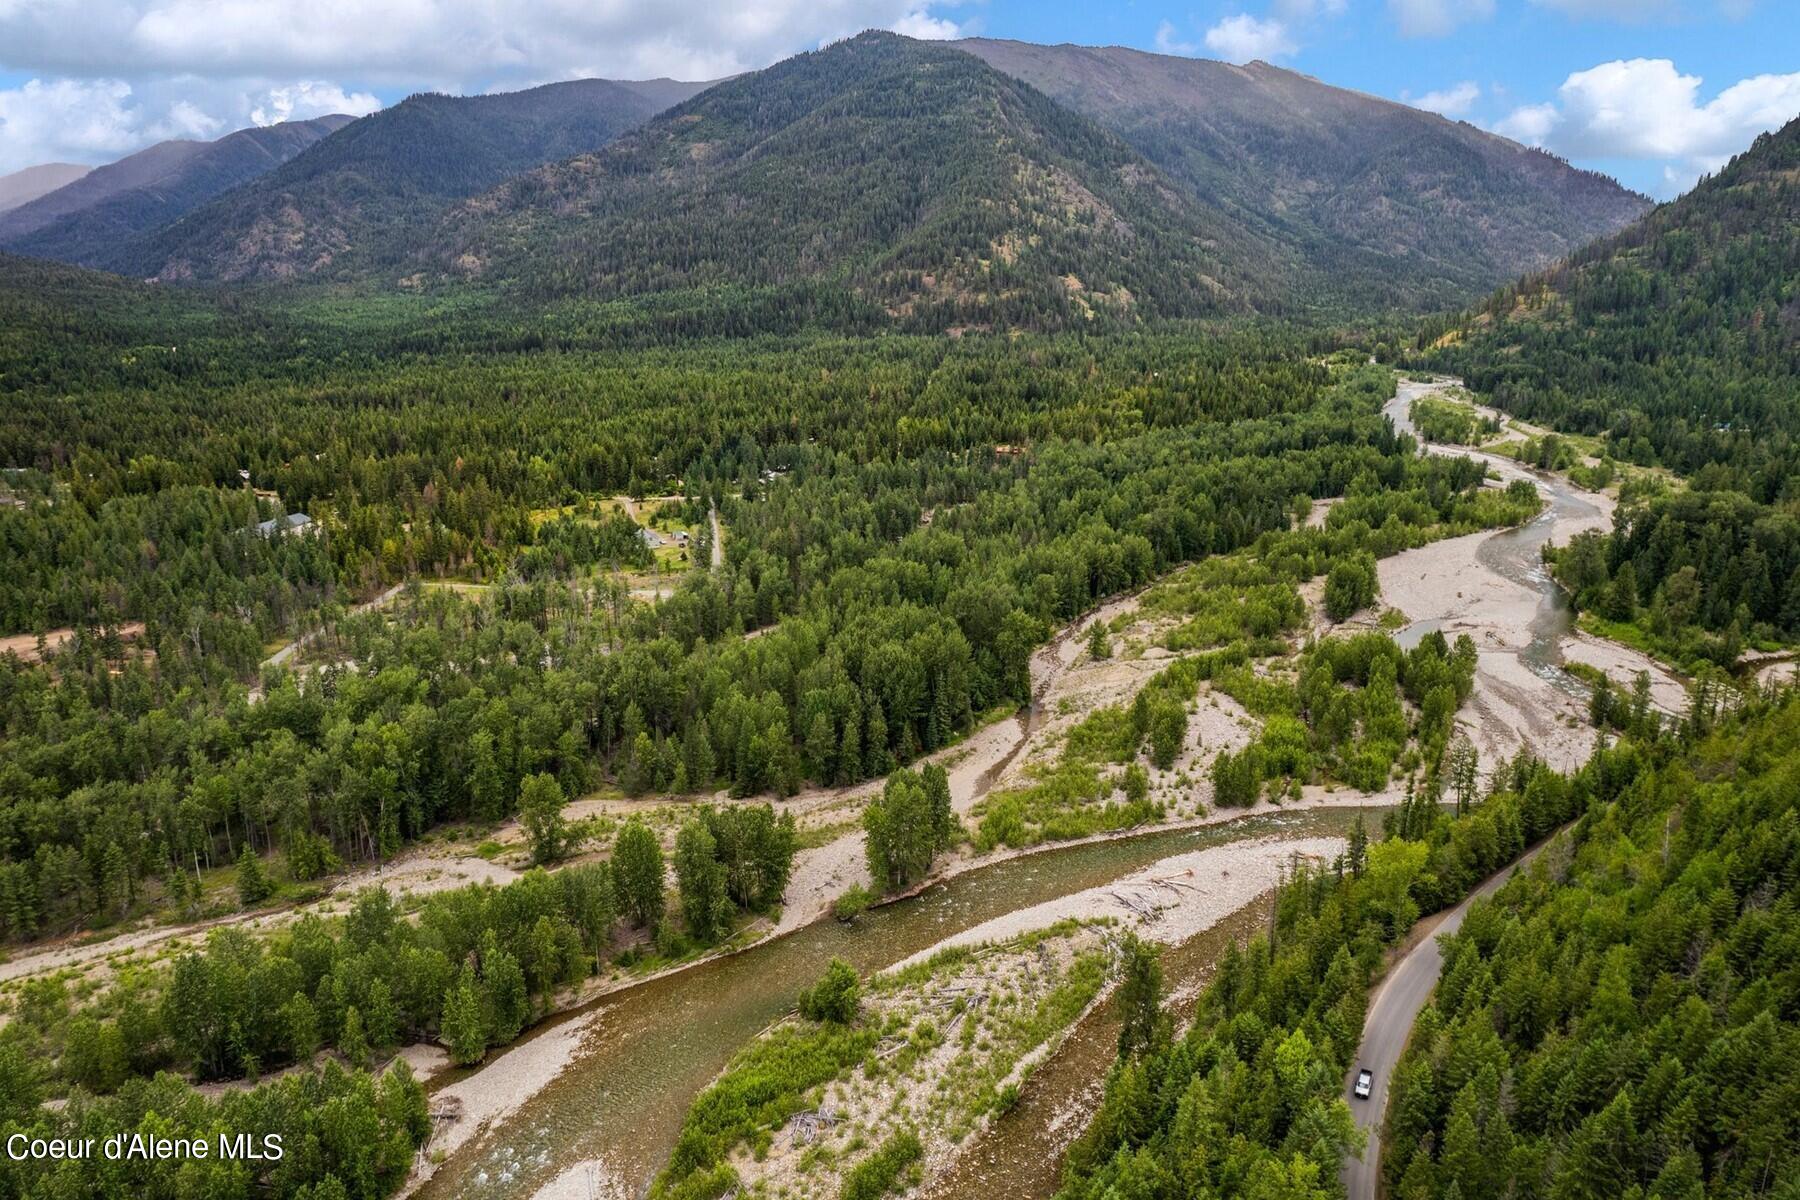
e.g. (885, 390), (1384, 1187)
(1341, 833), (1561, 1200)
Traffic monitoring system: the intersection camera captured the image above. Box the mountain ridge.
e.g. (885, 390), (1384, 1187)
(116, 76), (713, 283)
(1422, 116), (1799, 489)
(0, 117), (357, 266)
(424, 32), (1284, 327)
(954, 37), (1651, 311)
(0, 163), (92, 215)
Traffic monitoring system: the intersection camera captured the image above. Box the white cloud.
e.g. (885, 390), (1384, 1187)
(1387, 0), (1495, 37)
(0, 73), (384, 172)
(0, 76), (276, 169)
(1203, 14), (1297, 62)
(249, 81), (380, 126)
(0, 0), (966, 87)
(1408, 80), (1481, 116)
(1494, 101), (1559, 143)
(1493, 59), (1800, 194)
(888, 10), (960, 40)
(0, 0), (963, 174)
(1154, 20), (1200, 55)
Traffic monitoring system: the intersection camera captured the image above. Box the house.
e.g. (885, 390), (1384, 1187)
(639, 527), (665, 549)
(255, 513), (314, 537)
(673, 530), (690, 546)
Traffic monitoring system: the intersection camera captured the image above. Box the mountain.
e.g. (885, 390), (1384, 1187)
(116, 77), (711, 283)
(956, 38), (1652, 311)
(429, 32), (1284, 328)
(0, 117), (355, 266)
(0, 164), (91, 215)
(1422, 117), (1799, 490)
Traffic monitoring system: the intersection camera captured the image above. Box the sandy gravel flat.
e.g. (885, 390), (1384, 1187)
(1560, 633), (1688, 713)
(1374, 377), (1692, 772)
(1756, 658), (1798, 688)
(891, 835), (1345, 971)
(416, 1016), (595, 1182)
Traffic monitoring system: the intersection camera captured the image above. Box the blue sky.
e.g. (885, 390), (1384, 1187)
(1, 0), (1795, 196)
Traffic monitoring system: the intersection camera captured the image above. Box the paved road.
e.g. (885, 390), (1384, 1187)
(1341, 833), (1561, 1200)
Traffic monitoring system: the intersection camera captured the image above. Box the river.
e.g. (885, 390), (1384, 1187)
(1382, 378), (1601, 694)
(416, 807), (1388, 1200)
(420, 375), (1595, 1200)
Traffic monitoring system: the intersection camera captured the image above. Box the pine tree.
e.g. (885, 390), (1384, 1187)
(1116, 934), (1167, 1059)
(805, 712), (836, 782)
(236, 844), (273, 907)
(101, 841), (131, 916)
(837, 717), (862, 787)
(481, 932), (529, 1044)
(364, 978), (399, 1049)
(683, 717), (715, 790)
(526, 916), (563, 1010)
(280, 992), (321, 1063)
(863, 698), (890, 777)
(921, 762), (955, 849)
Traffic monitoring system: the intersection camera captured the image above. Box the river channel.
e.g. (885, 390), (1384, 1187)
(417, 806), (1389, 1200)
(422, 377), (1564, 1200)
(1382, 378), (1600, 693)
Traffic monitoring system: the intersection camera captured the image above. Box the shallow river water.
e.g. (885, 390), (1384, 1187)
(418, 807), (1389, 1200)
(1382, 380), (1600, 692)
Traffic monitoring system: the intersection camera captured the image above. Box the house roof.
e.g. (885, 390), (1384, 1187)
(255, 513), (313, 535)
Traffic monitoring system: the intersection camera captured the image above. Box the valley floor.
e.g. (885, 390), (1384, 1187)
(1, 373), (1706, 1200)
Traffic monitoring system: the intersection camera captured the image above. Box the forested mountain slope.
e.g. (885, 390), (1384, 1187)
(1058, 688), (1800, 1200)
(956, 38), (1649, 312)
(109, 77), (710, 283)
(431, 32), (1284, 329)
(0, 163), (90, 215)
(0, 117), (354, 265)
(1383, 696), (1800, 1199)
(1422, 117), (1799, 495)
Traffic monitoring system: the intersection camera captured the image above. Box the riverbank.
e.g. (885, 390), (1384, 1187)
(1380, 377), (1687, 772)
(403, 808), (1370, 1195)
(524, 832), (1345, 1200)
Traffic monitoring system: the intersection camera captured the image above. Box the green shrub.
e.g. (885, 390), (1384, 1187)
(840, 1130), (923, 1200)
(799, 958), (861, 1024)
(833, 884), (875, 922)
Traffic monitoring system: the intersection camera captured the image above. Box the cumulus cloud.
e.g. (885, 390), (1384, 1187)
(0, 77), (254, 168)
(248, 81), (380, 126)
(1387, 0), (1495, 37)
(1154, 20), (1200, 55)
(0, 0), (966, 87)
(1408, 80), (1481, 116)
(0, 0), (963, 174)
(0, 73), (383, 172)
(1493, 102), (1559, 143)
(1494, 58), (1800, 193)
(1204, 14), (1298, 62)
